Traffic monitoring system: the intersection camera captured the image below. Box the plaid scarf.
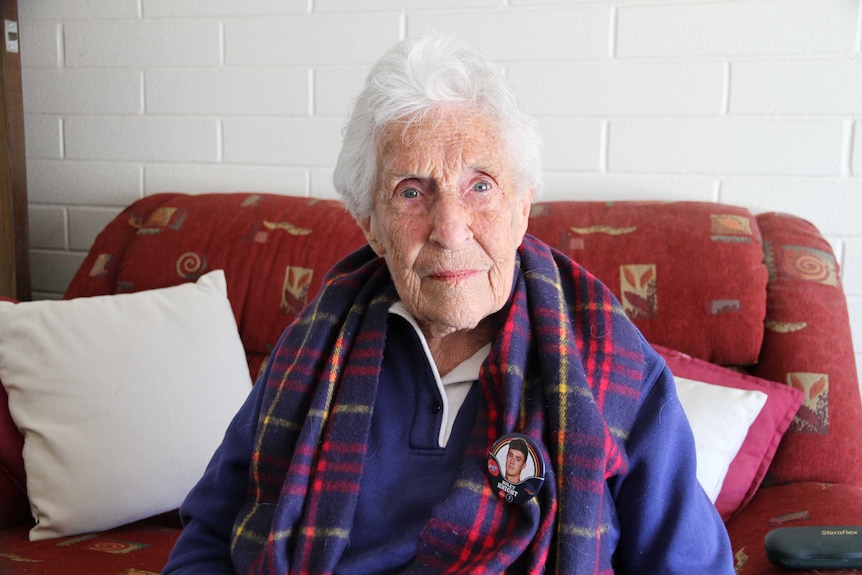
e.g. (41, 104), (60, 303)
(231, 234), (647, 574)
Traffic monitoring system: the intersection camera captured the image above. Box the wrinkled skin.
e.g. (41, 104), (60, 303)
(359, 107), (533, 375)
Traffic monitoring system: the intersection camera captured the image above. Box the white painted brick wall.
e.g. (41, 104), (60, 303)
(144, 164), (308, 196)
(616, 0), (859, 58)
(730, 60), (862, 115)
(15, 0), (862, 377)
(65, 20), (222, 67)
(27, 160), (142, 205)
(409, 7), (611, 61)
(225, 14), (402, 66)
(24, 69), (143, 115)
(65, 116), (220, 162)
(144, 0), (306, 18)
(851, 297), (862, 373)
(314, 66), (369, 116)
(854, 121), (862, 174)
(309, 167), (338, 199)
(317, 0), (500, 11)
(533, 117), (603, 172)
(22, 0), (139, 20)
(29, 251), (86, 295)
(720, 178), (862, 236)
(145, 68), (309, 116)
(539, 174), (718, 204)
(609, 118), (846, 174)
(23, 116), (62, 159)
(846, 239), (862, 296)
(18, 21), (61, 68)
(507, 61), (726, 116)
(68, 207), (122, 251)
(221, 117), (344, 166)
(28, 205), (65, 250)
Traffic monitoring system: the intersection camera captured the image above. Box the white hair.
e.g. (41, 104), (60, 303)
(333, 33), (543, 221)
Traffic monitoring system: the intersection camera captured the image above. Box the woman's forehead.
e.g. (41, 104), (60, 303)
(378, 110), (506, 171)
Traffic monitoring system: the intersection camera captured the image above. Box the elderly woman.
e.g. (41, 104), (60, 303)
(163, 34), (734, 574)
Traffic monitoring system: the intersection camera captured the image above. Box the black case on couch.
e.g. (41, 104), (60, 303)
(765, 526), (862, 569)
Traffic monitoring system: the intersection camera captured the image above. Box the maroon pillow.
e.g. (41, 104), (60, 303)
(655, 345), (803, 522)
(0, 296), (30, 528)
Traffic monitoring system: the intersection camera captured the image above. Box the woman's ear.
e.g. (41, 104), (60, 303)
(515, 188), (534, 240)
(359, 215), (386, 256)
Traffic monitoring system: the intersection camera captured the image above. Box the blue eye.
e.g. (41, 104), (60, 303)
(400, 188), (421, 199)
(473, 181), (492, 192)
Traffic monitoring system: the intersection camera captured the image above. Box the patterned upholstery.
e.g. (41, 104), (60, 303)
(1, 193), (859, 574)
(527, 201), (768, 366)
(0, 517), (180, 575)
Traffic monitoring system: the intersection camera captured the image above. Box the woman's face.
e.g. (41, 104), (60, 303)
(360, 107), (533, 340)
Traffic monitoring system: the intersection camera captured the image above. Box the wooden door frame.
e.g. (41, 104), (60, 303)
(0, 0), (28, 300)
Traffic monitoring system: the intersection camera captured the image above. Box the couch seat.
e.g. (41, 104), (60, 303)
(727, 482), (862, 574)
(0, 520), (179, 575)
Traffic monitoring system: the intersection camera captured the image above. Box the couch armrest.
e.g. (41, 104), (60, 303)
(752, 212), (862, 487)
(0, 468), (30, 529)
(0, 298), (30, 529)
(65, 193), (185, 300)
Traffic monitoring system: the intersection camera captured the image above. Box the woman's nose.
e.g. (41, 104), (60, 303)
(428, 193), (473, 250)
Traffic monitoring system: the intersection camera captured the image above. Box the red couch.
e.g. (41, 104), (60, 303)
(1, 192), (860, 574)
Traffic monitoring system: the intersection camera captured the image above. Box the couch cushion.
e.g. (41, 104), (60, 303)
(528, 201), (768, 366)
(752, 212), (862, 489)
(64, 193), (368, 379)
(727, 482), (862, 574)
(0, 271), (252, 540)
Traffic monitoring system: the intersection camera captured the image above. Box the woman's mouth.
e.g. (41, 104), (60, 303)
(426, 269), (478, 281)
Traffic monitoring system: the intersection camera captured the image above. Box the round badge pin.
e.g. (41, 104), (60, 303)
(486, 433), (546, 504)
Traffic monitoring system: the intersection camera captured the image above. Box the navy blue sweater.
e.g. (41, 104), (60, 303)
(163, 312), (732, 573)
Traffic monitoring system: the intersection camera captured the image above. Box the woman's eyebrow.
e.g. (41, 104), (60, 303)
(465, 160), (496, 174)
(386, 173), (423, 184)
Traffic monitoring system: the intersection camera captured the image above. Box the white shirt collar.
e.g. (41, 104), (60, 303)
(388, 301), (490, 446)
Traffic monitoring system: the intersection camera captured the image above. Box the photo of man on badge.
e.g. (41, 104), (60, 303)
(504, 438), (530, 484)
(162, 31), (736, 575)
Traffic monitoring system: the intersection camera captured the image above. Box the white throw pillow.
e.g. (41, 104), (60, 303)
(0, 270), (252, 541)
(674, 376), (768, 502)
